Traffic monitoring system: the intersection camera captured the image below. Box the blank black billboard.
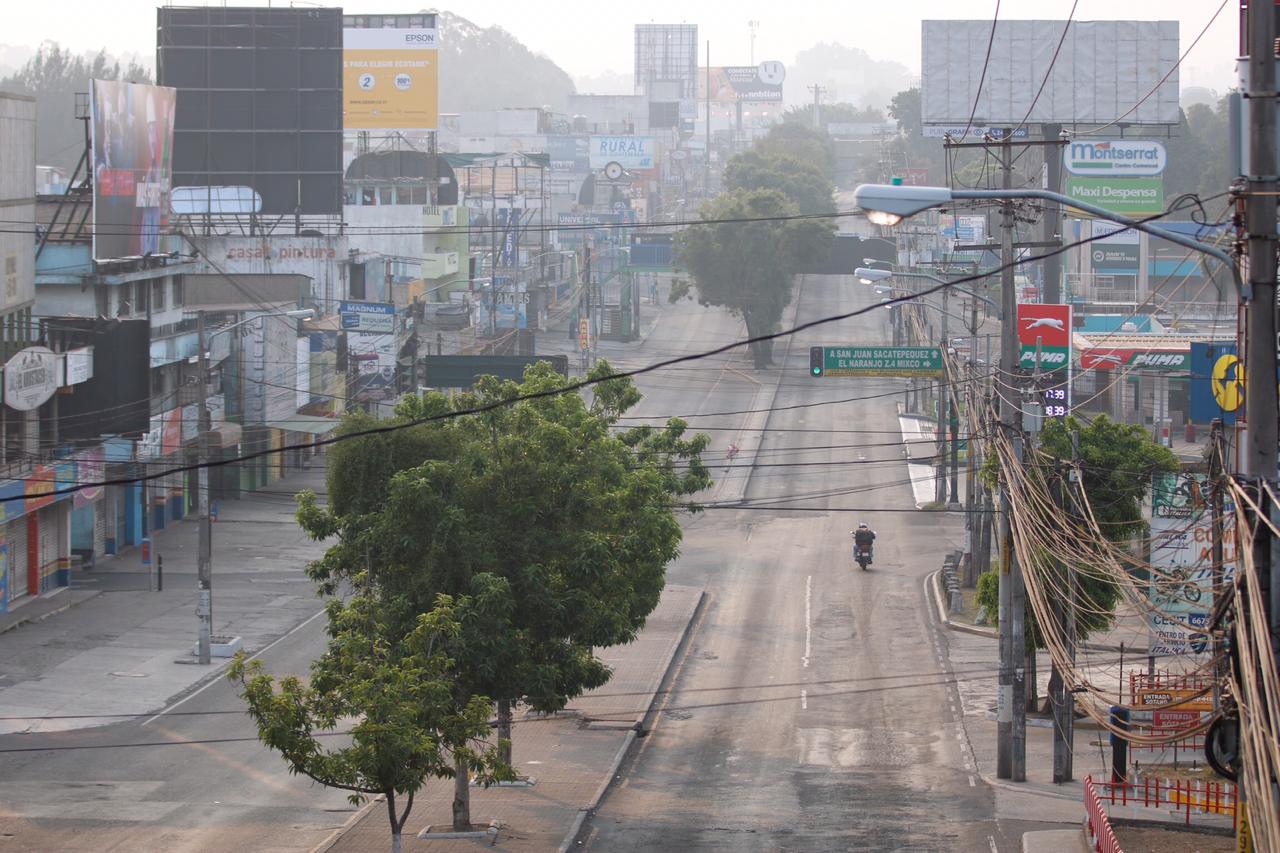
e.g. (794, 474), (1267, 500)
(157, 6), (343, 215)
(53, 319), (151, 439)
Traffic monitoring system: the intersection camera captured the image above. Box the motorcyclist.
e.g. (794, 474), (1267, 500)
(852, 523), (876, 561)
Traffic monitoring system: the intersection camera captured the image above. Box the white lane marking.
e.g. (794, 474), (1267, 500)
(969, 775), (977, 787)
(802, 575), (812, 668)
(142, 607), (327, 727)
(988, 835), (998, 853)
(800, 690), (807, 710)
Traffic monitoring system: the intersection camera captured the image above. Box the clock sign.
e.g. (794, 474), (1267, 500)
(757, 61), (785, 85)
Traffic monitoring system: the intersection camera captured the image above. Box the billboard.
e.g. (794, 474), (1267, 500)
(1189, 341), (1243, 425)
(1089, 222), (1140, 274)
(921, 20), (1180, 127)
(699, 64), (786, 103)
(158, 6), (343, 216)
(1066, 176), (1164, 216)
(634, 24), (698, 99)
(548, 136), (589, 172)
(1148, 472), (1234, 657)
(1065, 140), (1167, 178)
(90, 80), (176, 261)
(1016, 303), (1071, 371)
(343, 26), (439, 131)
(589, 136), (655, 170)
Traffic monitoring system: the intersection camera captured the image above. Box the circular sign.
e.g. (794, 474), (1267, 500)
(757, 61), (786, 85)
(1091, 248), (1105, 263)
(604, 161), (624, 181)
(394, 73), (412, 91)
(1211, 353), (1245, 412)
(3, 346), (59, 412)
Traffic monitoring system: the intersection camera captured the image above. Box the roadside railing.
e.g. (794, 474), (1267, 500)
(1084, 775), (1124, 853)
(1093, 775), (1237, 829)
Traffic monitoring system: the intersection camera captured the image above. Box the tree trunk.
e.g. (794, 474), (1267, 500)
(452, 752), (471, 831)
(386, 791), (401, 853)
(496, 699), (514, 767)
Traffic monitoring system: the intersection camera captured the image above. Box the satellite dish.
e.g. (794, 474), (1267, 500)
(604, 161), (624, 181)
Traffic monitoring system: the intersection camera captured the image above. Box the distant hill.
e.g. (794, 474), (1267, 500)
(437, 11), (576, 113)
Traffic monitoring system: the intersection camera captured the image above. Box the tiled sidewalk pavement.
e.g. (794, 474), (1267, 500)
(322, 584), (705, 853)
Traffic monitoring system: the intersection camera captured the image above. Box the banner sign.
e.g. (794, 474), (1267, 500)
(339, 301), (395, 334)
(548, 136), (589, 172)
(1189, 341), (1245, 425)
(90, 79), (177, 261)
(343, 27), (439, 131)
(1065, 175), (1164, 216)
(1090, 221), (1140, 274)
(1080, 349), (1189, 371)
(1148, 472), (1235, 657)
(1065, 140), (1167, 177)
(1016, 304), (1072, 371)
(700, 64), (785, 103)
(589, 136), (655, 170)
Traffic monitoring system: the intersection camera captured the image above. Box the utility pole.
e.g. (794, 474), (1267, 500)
(1209, 418), (1226, 712)
(807, 84), (825, 131)
(937, 283), (949, 505)
(996, 134), (1027, 781)
(1042, 123), (1063, 304)
(705, 41), (711, 196)
(1049, 456), (1076, 783)
(196, 311), (212, 665)
(1244, 0), (1279, 661)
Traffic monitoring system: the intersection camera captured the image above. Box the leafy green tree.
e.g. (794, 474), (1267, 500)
(0, 43), (151, 174)
(676, 188), (832, 368)
(889, 87), (947, 184)
(724, 149), (835, 216)
(978, 414), (1178, 708)
(751, 122), (835, 180)
(782, 101), (884, 128)
(295, 361), (709, 827)
(229, 595), (509, 853)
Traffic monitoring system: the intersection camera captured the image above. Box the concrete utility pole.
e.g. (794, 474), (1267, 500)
(996, 135), (1027, 782)
(1041, 123), (1063, 304)
(1242, 6), (1280, 834)
(705, 41), (711, 196)
(1209, 418), (1226, 713)
(1244, 0), (1279, 656)
(937, 284), (950, 505)
(196, 311), (213, 665)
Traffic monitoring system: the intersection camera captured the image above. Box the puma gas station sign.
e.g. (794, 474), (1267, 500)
(1017, 304), (1072, 371)
(1080, 349), (1189, 371)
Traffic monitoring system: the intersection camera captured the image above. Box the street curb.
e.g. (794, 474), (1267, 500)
(310, 796), (386, 853)
(556, 587), (708, 853)
(0, 590), (101, 636)
(926, 570), (996, 639)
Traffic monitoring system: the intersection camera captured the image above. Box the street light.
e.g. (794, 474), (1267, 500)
(853, 267), (999, 314)
(188, 306), (314, 665)
(852, 183), (1242, 297)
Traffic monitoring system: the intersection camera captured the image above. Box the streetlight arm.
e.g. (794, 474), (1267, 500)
(951, 188), (1243, 300)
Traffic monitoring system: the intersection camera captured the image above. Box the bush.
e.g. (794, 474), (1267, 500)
(976, 569), (999, 625)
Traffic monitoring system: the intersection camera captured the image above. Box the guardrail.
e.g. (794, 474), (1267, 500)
(1085, 775), (1124, 853)
(1094, 775), (1237, 829)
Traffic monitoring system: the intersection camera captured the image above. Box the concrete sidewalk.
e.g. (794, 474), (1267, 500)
(320, 583), (705, 853)
(0, 467), (329, 735)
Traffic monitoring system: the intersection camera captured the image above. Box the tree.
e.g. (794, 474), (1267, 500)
(977, 414), (1179, 708)
(889, 87), (947, 184)
(724, 149), (836, 216)
(0, 43), (151, 174)
(782, 101), (884, 129)
(229, 594), (509, 853)
(295, 361), (709, 827)
(751, 123), (835, 180)
(676, 188), (832, 369)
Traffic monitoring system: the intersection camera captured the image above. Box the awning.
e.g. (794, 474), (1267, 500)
(268, 414), (339, 436)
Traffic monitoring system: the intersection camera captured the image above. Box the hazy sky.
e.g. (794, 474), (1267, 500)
(5, 0), (1239, 92)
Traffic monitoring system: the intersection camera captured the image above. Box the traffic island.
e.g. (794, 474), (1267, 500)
(417, 820), (502, 845)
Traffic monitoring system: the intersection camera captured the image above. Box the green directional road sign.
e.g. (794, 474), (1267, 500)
(811, 346), (944, 378)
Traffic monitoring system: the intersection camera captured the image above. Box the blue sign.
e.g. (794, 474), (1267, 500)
(1190, 342), (1239, 425)
(0, 479), (26, 523)
(548, 136), (589, 172)
(338, 301), (395, 334)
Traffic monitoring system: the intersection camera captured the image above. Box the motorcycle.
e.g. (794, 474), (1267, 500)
(852, 537), (873, 570)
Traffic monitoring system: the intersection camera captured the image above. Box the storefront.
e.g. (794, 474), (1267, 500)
(0, 461), (76, 612)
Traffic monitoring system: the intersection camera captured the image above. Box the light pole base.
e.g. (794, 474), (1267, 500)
(947, 501), (963, 511)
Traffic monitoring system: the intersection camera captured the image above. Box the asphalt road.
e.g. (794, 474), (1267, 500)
(0, 609), (356, 852)
(581, 274), (1052, 851)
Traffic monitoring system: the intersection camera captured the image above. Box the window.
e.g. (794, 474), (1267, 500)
(152, 280), (167, 311)
(362, 187), (376, 206)
(173, 278), (184, 308)
(379, 187), (393, 206)
(134, 281), (149, 314)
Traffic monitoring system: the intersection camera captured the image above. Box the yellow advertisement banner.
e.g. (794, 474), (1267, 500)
(343, 48), (438, 131)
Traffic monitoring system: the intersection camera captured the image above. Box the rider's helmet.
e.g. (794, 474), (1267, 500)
(858, 523), (869, 529)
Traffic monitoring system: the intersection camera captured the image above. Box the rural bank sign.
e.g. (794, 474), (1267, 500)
(1064, 140), (1167, 177)
(589, 136), (655, 171)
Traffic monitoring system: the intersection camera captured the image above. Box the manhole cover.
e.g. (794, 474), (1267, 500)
(109, 671), (149, 678)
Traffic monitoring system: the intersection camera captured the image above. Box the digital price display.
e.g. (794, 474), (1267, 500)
(1043, 386), (1069, 418)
